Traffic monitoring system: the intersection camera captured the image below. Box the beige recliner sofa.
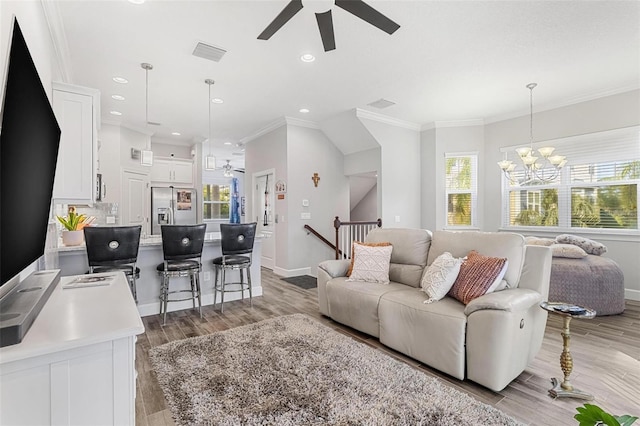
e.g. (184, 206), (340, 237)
(317, 228), (552, 392)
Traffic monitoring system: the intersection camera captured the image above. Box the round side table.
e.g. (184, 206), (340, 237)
(540, 301), (596, 400)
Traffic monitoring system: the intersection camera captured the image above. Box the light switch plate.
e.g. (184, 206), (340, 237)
(302, 199), (309, 207)
(106, 216), (116, 224)
(394, 215), (401, 223)
(301, 212), (311, 220)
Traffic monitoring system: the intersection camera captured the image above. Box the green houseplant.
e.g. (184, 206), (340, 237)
(56, 208), (88, 246)
(575, 403), (638, 426)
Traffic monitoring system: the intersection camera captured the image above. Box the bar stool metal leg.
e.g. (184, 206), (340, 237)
(213, 266), (219, 307)
(220, 268), (226, 313)
(247, 266), (253, 307)
(240, 269), (245, 301)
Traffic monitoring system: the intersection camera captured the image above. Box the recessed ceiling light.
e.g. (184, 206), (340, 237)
(112, 77), (128, 84)
(111, 94), (125, 101)
(211, 98), (224, 104)
(224, 142), (232, 145)
(171, 132), (181, 136)
(300, 54), (315, 63)
(109, 110), (122, 116)
(299, 108), (310, 113)
(128, 0), (145, 4)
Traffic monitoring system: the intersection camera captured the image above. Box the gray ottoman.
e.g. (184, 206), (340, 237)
(549, 255), (625, 316)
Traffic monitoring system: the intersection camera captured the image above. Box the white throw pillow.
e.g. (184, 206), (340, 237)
(485, 260), (509, 293)
(421, 252), (462, 304)
(346, 243), (393, 284)
(551, 243), (588, 258)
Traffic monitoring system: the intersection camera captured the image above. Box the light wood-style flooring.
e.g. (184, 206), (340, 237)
(135, 268), (640, 426)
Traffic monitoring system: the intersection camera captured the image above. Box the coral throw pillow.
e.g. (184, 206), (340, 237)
(449, 251), (508, 305)
(347, 241), (392, 276)
(346, 242), (393, 284)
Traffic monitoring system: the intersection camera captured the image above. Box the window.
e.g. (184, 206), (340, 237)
(203, 183), (230, 220)
(445, 153), (477, 227)
(502, 127), (639, 232)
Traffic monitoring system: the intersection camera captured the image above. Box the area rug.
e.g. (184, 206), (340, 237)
(281, 275), (317, 289)
(149, 314), (522, 426)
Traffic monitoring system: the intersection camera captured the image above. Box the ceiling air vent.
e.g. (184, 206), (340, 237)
(367, 98), (396, 109)
(193, 42), (227, 62)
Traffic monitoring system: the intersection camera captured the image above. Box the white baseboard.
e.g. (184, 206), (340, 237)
(137, 286), (263, 317)
(272, 266), (311, 278)
(625, 288), (640, 302)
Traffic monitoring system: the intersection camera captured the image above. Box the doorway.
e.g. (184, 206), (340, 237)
(253, 170), (275, 270)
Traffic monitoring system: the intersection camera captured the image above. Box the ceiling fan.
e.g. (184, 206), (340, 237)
(258, 0), (400, 52)
(223, 160), (245, 176)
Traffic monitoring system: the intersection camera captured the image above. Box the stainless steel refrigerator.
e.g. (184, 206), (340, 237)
(151, 186), (198, 235)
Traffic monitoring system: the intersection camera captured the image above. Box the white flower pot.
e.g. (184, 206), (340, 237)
(62, 230), (84, 246)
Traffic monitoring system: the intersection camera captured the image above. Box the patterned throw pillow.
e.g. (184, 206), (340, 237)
(555, 234), (607, 255)
(448, 251), (508, 305)
(421, 252), (462, 304)
(346, 242), (393, 284)
(347, 241), (392, 276)
(551, 243), (588, 259)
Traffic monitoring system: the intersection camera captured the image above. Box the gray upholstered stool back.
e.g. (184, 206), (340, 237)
(220, 223), (257, 256)
(84, 225), (142, 267)
(160, 224), (207, 261)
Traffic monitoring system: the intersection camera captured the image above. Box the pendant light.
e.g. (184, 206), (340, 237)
(140, 62), (154, 166)
(498, 83), (567, 185)
(204, 79), (216, 170)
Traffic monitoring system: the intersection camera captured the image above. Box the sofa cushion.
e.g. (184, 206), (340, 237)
(449, 251), (508, 305)
(326, 277), (407, 338)
(347, 241), (391, 282)
(428, 230), (525, 288)
(379, 289), (467, 380)
(365, 228), (432, 288)
(421, 252), (462, 303)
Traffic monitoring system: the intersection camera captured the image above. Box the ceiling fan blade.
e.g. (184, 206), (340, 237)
(258, 0), (304, 40)
(315, 10), (336, 52)
(335, 0), (400, 35)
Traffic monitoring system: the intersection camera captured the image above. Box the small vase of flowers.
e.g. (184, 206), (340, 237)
(57, 207), (88, 246)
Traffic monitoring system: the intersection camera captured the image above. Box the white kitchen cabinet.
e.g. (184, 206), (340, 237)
(51, 82), (100, 203)
(0, 273), (144, 425)
(150, 157), (194, 185)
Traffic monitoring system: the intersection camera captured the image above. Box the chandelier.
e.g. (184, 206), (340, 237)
(204, 79), (216, 171)
(498, 83), (567, 185)
(222, 160), (234, 177)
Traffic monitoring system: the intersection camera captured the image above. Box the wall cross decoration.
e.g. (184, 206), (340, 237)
(312, 173), (320, 187)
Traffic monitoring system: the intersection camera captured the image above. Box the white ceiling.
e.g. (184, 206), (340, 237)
(55, 0), (639, 164)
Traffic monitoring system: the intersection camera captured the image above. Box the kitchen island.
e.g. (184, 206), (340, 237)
(51, 232), (262, 317)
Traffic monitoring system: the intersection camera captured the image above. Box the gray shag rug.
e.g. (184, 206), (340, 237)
(149, 314), (523, 426)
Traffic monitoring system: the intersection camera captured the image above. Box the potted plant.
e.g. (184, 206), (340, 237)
(56, 207), (88, 246)
(575, 403), (637, 426)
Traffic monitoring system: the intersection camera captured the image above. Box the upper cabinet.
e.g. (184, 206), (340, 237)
(150, 157), (194, 185)
(51, 82), (100, 203)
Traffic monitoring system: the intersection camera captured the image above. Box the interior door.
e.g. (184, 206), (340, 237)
(253, 171), (275, 270)
(121, 170), (149, 235)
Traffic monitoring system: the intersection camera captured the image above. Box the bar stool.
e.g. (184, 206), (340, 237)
(84, 225), (142, 302)
(212, 222), (257, 313)
(157, 224), (206, 325)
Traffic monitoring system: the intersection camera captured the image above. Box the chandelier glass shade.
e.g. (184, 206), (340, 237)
(204, 79), (216, 171)
(498, 83), (567, 185)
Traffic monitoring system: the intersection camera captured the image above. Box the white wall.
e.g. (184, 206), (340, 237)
(359, 119), (421, 228)
(420, 128), (437, 231)
(150, 139), (193, 160)
(484, 90), (640, 299)
(351, 184), (377, 222)
(287, 125), (350, 276)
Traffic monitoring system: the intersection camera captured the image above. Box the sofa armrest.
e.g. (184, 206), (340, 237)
(464, 288), (543, 316)
(318, 259), (351, 278)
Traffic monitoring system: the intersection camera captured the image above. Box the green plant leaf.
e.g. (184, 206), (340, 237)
(617, 415), (638, 426)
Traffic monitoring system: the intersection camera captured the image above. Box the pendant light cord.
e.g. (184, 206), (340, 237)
(208, 82), (212, 157)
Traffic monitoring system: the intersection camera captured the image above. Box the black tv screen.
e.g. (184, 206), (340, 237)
(0, 18), (61, 287)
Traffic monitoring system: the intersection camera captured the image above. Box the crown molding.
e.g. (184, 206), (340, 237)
(486, 84), (640, 124)
(41, 0), (72, 83)
(240, 117), (287, 144)
(356, 108), (421, 131)
(284, 116), (320, 129)
(421, 119), (485, 131)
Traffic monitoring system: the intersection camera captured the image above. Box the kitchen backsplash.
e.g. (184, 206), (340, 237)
(54, 202), (119, 226)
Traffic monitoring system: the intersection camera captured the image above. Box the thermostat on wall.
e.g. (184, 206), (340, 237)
(302, 199), (309, 207)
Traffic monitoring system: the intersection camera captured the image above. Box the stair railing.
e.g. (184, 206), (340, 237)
(334, 216), (382, 260)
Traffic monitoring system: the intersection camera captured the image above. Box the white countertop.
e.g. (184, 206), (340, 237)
(0, 272), (145, 364)
(55, 231), (225, 253)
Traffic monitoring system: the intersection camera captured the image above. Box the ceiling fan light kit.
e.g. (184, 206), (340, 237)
(258, 0), (400, 52)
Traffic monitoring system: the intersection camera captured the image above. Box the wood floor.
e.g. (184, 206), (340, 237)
(135, 268), (640, 426)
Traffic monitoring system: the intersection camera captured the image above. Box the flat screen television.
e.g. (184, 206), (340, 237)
(0, 18), (61, 294)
